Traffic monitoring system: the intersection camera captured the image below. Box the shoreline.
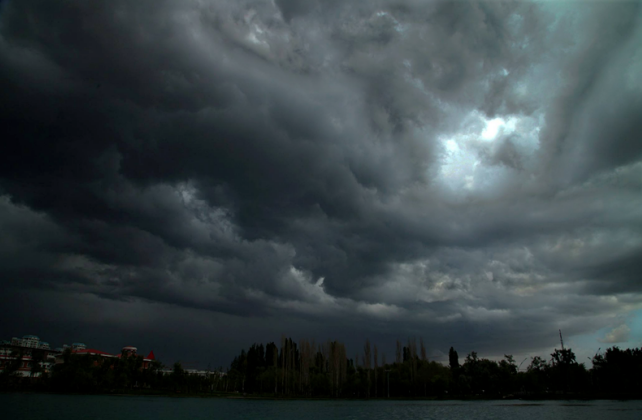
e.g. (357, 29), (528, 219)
(2, 390), (641, 401)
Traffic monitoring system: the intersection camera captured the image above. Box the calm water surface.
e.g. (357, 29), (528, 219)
(3, 394), (642, 420)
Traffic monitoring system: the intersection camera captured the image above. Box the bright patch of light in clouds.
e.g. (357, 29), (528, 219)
(445, 139), (459, 153)
(437, 110), (543, 195)
(481, 116), (517, 141)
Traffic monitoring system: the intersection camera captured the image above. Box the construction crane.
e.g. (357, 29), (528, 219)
(559, 329), (564, 350)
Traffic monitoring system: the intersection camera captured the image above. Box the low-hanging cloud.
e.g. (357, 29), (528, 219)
(1, 0), (641, 365)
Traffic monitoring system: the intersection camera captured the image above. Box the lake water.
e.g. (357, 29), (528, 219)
(3, 394), (642, 420)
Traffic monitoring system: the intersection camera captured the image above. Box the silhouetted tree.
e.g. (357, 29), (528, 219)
(449, 347), (460, 374)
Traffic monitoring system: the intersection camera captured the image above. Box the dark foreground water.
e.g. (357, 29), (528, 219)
(3, 394), (642, 420)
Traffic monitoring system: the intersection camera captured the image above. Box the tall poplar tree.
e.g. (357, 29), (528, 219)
(374, 345), (379, 398)
(364, 339), (371, 398)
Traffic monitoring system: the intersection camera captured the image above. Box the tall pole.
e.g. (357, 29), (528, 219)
(559, 329), (564, 350)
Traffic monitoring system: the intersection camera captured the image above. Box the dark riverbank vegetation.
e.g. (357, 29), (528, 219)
(2, 338), (641, 399)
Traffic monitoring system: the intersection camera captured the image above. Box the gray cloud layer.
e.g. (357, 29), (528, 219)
(1, 0), (641, 365)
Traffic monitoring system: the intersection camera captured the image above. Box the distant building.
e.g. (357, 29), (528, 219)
(184, 369), (226, 377)
(71, 343), (86, 351)
(159, 368), (225, 377)
(10, 335), (52, 350)
(57, 345), (157, 370)
(2, 334), (160, 378)
(0, 334), (59, 377)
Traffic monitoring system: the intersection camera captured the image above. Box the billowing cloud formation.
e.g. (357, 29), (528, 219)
(600, 324), (631, 344)
(1, 0), (642, 365)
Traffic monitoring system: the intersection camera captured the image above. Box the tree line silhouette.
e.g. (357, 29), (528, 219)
(224, 337), (642, 399)
(2, 338), (641, 398)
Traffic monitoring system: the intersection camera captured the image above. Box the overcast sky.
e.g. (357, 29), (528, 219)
(1, 0), (642, 369)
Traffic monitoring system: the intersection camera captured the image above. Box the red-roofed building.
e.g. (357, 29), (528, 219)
(73, 348), (114, 357)
(57, 345), (157, 369)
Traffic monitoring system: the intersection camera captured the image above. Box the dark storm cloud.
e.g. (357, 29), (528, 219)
(537, 1), (642, 187)
(1, 0), (642, 364)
